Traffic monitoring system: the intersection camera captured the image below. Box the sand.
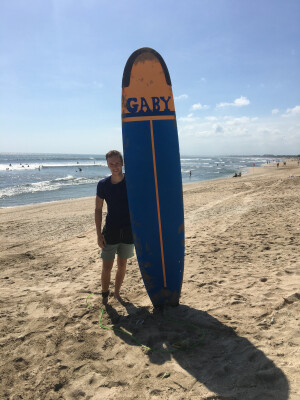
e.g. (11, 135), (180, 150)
(0, 161), (299, 400)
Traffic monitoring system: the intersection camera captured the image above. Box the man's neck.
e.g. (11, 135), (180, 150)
(111, 172), (124, 184)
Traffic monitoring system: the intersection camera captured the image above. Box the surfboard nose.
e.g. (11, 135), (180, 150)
(122, 48), (175, 119)
(122, 47), (171, 88)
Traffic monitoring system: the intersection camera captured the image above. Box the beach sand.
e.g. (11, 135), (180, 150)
(1, 161), (299, 399)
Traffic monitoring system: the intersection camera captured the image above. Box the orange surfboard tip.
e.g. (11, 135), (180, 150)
(122, 47), (172, 88)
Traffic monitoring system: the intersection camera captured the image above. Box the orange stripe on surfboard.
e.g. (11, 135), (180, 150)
(122, 115), (176, 123)
(150, 120), (167, 288)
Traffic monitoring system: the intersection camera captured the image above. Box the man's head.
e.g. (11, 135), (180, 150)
(106, 150), (123, 176)
(105, 150), (123, 163)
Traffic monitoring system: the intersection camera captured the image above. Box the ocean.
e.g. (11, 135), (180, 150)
(0, 153), (275, 208)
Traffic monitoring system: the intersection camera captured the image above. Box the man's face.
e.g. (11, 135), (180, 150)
(107, 155), (123, 175)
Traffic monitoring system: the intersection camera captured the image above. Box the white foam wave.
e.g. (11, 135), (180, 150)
(53, 175), (74, 182)
(0, 176), (99, 199)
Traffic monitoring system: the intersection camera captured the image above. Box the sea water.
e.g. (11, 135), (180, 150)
(0, 153), (276, 208)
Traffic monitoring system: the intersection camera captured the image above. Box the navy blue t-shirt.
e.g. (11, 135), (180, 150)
(97, 175), (131, 229)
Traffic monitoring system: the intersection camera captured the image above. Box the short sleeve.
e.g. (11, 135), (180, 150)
(97, 180), (105, 199)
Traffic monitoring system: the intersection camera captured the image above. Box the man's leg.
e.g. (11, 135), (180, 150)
(114, 256), (127, 300)
(101, 259), (114, 304)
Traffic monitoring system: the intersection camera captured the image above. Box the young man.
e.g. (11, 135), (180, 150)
(95, 150), (134, 304)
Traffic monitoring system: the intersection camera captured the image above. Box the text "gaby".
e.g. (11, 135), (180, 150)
(126, 96), (172, 114)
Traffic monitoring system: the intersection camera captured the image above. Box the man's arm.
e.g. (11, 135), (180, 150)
(95, 195), (106, 249)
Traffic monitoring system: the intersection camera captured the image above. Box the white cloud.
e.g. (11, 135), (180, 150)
(213, 124), (224, 134)
(258, 127), (280, 136)
(177, 110), (300, 155)
(282, 105), (300, 118)
(225, 116), (251, 126)
(178, 114), (196, 122)
(224, 116), (257, 126)
(216, 96), (250, 108)
(175, 94), (188, 101)
(191, 103), (209, 111)
(272, 109), (279, 115)
(177, 111), (300, 154)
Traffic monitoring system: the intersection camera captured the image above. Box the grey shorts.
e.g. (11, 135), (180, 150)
(100, 243), (135, 261)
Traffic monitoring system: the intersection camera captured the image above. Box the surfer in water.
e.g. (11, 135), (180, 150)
(95, 150), (134, 304)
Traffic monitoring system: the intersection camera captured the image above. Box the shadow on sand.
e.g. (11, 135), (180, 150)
(102, 300), (289, 400)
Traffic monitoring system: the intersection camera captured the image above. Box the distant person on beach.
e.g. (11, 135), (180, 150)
(189, 170), (192, 178)
(95, 150), (134, 304)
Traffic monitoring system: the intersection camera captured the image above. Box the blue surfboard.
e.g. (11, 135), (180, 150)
(122, 48), (184, 307)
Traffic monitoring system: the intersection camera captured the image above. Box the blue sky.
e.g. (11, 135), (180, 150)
(1, 0), (299, 155)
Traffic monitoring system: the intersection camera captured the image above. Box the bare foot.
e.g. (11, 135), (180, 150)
(114, 293), (122, 302)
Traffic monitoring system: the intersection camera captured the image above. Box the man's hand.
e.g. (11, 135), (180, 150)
(97, 234), (106, 249)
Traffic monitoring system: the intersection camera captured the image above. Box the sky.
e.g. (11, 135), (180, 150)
(0, 0), (299, 156)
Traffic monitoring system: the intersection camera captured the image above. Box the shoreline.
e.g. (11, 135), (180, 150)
(1, 160), (299, 399)
(1, 161), (295, 211)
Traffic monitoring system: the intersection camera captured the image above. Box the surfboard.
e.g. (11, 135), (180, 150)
(121, 47), (184, 307)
